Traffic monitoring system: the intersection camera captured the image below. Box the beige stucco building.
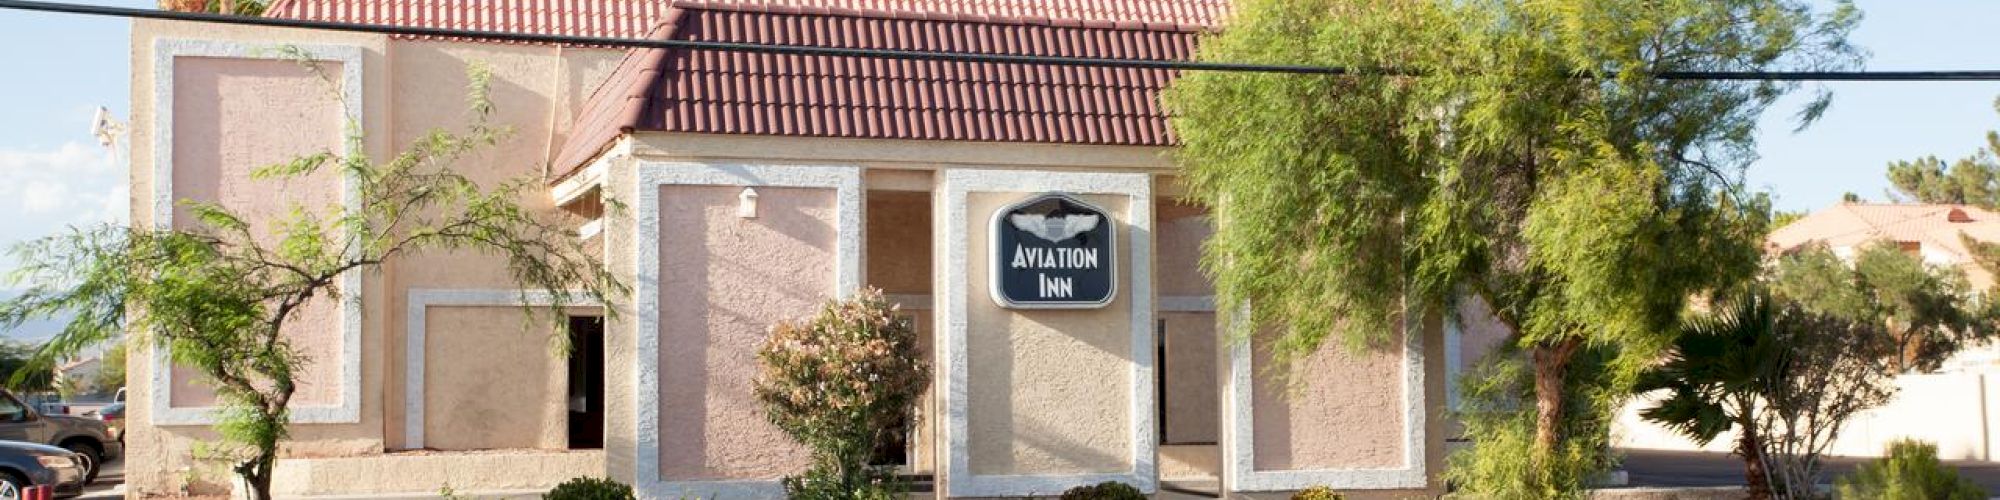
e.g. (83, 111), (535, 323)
(125, 1), (1452, 497)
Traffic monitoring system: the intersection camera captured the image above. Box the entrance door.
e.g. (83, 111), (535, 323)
(567, 316), (605, 449)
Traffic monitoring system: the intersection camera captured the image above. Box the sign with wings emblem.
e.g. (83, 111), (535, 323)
(990, 193), (1117, 308)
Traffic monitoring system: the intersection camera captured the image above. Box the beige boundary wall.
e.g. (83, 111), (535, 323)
(1616, 371), (2000, 461)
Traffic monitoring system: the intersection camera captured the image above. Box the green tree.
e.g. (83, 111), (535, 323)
(93, 341), (126, 395)
(1836, 440), (1988, 500)
(1769, 242), (1991, 372)
(1637, 296), (1784, 499)
(1885, 97), (2000, 208)
(159, 0), (267, 16)
(1647, 244), (1997, 498)
(0, 341), (52, 393)
(1636, 291), (1905, 500)
(0, 62), (622, 500)
(1163, 0), (1858, 496)
(1770, 210), (1807, 231)
(1967, 235), (2000, 294)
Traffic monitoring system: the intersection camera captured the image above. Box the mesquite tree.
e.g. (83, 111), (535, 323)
(1770, 242), (1993, 372)
(1165, 0), (1858, 496)
(0, 62), (622, 499)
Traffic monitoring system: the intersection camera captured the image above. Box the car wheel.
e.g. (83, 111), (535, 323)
(0, 471), (24, 500)
(61, 442), (99, 484)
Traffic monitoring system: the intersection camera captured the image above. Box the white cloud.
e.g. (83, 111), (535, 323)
(0, 141), (124, 225)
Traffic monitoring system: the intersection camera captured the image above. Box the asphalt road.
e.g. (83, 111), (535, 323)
(1623, 448), (2000, 493)
(77, 458), (122, 499)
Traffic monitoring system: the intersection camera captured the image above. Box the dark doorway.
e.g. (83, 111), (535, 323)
(868, 314), (918, 468)
(567, 316), (605, 449)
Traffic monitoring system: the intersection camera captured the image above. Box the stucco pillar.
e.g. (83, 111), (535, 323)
(623, 162), (863, 499)
(933, 169), (1156, 497)
(1219, 309), (1443, 495)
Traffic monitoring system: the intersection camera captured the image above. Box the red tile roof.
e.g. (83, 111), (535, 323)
(548, 2), (1203, 179)
(1769, 202), (2000, 288)
(262, 0), (1225, 179)
(264, 0), (1228, 40)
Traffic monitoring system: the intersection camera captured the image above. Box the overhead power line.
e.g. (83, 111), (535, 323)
(7, 0), (2000, 81)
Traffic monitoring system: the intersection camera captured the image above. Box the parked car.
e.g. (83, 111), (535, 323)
(0, 391), (118, 484)
(84, 403), (120, 445)
(0, 440), (85, 498)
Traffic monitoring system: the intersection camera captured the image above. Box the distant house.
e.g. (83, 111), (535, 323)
(1768, 203), (2000, 289)
(1619, 202), (2000, 459)
(52, 357), (100, 393)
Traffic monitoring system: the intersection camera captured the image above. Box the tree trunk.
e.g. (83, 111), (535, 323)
(1738, 422), (1772, 500)
(234, 447), (276, 500)
(1530, 337), (1583, 455)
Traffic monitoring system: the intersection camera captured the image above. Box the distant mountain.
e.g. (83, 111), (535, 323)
(0, 290), (68, 344)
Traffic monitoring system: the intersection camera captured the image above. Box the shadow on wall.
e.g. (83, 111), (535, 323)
(966, 196), (1143, 477)
(659, 186), (833, 480)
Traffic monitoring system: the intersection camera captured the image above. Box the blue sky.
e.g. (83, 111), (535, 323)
(1748, 1), (2000, 209)
(0, 1), (1994, 335)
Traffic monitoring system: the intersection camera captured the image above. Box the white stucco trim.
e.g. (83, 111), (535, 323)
(1221, 308), (1428, 491)
(553, 153), (613, 206)
(148, 39), (366, 426)
(938, 169), (1156, 498)
(631, 161), (863, 499)
(402, 289), (602, 449)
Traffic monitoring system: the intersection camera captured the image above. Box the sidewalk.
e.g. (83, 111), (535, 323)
(77, 459), (122, 499)
(1622, 448), (2000, 492)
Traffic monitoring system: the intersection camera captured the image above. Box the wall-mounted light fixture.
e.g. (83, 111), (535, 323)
(738, 187), (760, 219)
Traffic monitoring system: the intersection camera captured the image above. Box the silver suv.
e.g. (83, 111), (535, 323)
(0, 390), (120, 484)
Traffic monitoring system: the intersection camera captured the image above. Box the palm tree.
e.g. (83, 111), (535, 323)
(1636, 295), (1782, 500)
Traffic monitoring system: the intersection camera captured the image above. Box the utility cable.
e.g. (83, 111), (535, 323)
(8, 0), (2000, 81)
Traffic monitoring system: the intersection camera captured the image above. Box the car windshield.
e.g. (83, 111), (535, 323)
(0, 396), (27, 422)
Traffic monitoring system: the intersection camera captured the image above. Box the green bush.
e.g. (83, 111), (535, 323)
(1835, 439), (1986, 500)
(778, 469), (906, 500)
(755, 288), (931, 499)
(1290, 485), (1344, 500)
(1058, 481), (1145, 500)
(544, 477), (635, 500)
(1445, 347), (1621, 500)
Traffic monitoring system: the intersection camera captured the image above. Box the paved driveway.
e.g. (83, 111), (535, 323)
(76, 458), (122, 499)
(1623, 448), (2000, 493)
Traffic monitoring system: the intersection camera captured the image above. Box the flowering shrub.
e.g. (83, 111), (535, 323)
(543, 477), (634, 500)
(1058, 481), (1145, 500)
(1290, 485), (1345, 500)
(755, 287), (930, 499)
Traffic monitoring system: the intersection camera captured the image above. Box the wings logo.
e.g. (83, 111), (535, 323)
(1007, 213), (1102, 243)
(991, 193), (1116, 309)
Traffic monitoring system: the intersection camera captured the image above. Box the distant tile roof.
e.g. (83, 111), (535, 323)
(1769, 203), (2000, 287)
(548, 1), (1205, 179)
(263, 0), (1227, 41)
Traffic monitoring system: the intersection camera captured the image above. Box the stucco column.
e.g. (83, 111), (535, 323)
(623, 162), (863, 499)
(933, 169), (1156, 497)
(1219, 307), (1441, 495)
